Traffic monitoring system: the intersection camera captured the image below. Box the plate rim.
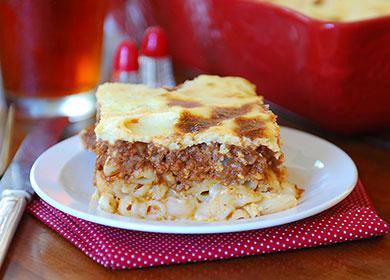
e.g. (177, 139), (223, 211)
(30, 126), (358, 234)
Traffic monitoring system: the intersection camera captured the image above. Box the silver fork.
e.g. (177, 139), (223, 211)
(0, 104), (14, 176)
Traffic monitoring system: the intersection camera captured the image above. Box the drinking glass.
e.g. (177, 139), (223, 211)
(0, 0), (107, 120)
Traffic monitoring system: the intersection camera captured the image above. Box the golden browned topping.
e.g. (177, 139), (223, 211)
(175, 112), (216, 134)
(95, 75), (281, 153)
(211, 103), (254, 120)
(234, 117), (267, 140)
(175, 103), (256, 134)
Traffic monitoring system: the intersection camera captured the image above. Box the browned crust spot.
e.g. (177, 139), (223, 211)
(234, 116), (267, 140)
(176, 111), (216, 133)
(124, 118), (139, 129)
(211, 103), (254, 120)
(167, 98), (203, 108)
(176, 103), (256, 134)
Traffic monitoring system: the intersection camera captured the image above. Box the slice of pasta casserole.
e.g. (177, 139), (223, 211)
(81, 75), (302, 221)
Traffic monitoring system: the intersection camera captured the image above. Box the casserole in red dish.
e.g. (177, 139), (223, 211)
(111, 0), (390, 133)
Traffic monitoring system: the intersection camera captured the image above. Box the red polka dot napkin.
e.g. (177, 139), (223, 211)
(27, 180), (388, 269)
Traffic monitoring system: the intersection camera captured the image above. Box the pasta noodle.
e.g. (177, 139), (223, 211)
(95, 168), (300, 221)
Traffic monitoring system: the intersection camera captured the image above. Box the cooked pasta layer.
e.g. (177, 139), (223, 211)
(94, 168), (300, 221)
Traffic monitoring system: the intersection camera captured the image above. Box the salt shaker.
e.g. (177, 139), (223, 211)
(139, 27), (175, 87)
(111, 40), (140, 83)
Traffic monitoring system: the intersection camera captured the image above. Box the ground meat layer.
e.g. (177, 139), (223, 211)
(79, 125), (96, 151)
(94, 140), (284, 188)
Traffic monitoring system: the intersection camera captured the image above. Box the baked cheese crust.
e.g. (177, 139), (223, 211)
(95, 75), (281, 156)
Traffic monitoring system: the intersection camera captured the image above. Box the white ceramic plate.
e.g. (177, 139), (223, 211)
(30, 127), (358, 234)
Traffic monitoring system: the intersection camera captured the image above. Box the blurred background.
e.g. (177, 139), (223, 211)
(0, 0), (389, 134)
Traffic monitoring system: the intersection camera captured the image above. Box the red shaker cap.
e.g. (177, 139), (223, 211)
(113, 40), (139, 72)
(140, 26), (169, 57)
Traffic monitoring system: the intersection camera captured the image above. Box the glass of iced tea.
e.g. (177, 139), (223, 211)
(0, 0), (107, 120)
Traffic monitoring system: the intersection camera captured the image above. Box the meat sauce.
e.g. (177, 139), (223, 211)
(94, 140), (283, 188)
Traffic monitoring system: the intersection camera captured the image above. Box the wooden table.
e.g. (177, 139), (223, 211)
(1, 113), (389, 280)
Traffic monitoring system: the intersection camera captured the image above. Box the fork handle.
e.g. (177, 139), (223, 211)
(0, 191), (29, 267)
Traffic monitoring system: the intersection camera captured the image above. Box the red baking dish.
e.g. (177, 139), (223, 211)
(111, 0), (390, 133)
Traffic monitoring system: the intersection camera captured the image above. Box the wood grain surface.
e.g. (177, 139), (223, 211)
(0, 112), (389, 280)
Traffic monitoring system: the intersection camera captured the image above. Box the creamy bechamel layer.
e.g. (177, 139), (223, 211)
(260, 0), (390, 22)
(95, 75), (281, 156)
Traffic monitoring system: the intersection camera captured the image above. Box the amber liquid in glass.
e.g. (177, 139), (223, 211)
(0, 0), (106, 98)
